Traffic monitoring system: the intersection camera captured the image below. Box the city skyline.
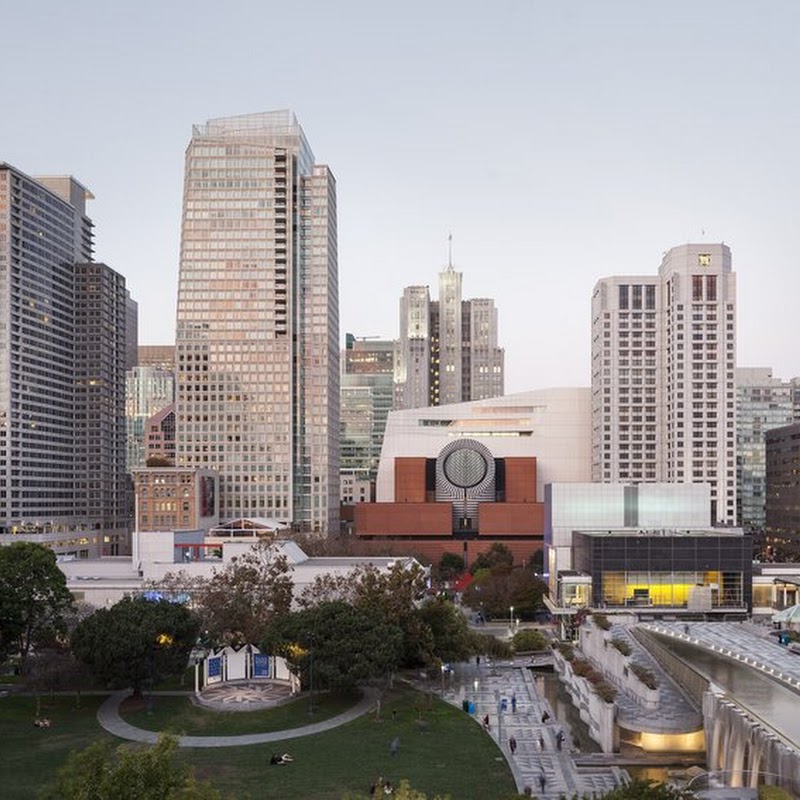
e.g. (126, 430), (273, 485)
(2, 2), (800, 393)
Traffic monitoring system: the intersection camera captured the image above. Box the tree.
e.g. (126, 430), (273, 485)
(298, 561), (433, 667)
(264, 601), (404, 691)
(463, 566), (547, 620)
(418, 598), (473, 664)
(41, 734), (224, 799)
(0, 542), (74, 664)
(469, 543), (514, 575)
(71, 596), (199, 696)
(431, 552), (465, 584)
(194, 541), (293, 647)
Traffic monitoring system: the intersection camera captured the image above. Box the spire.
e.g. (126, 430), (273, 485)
(447, 233), (453, 270)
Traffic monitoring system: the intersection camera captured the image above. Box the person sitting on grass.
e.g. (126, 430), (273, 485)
(270, 753), (294, 765)
(34, 718), (51, 729)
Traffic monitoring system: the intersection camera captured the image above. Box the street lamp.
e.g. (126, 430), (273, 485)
(308, 633), (315, 715)
(510, 605), (514, 636)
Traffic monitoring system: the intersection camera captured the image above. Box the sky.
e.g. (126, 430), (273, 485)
(2, 0), (799, 394)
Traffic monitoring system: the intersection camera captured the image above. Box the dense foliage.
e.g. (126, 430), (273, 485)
(41, 734), (223, 799)
(0, 542), (74, 664)
(264, 601), (404, 690)
(71, 596), (199, 695)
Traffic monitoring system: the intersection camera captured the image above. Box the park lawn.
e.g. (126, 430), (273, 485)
(1, 688), (518, 800)
(0, 694), (117, 800)
(120, 689), (362, 735)
(178, 689), (517, 800)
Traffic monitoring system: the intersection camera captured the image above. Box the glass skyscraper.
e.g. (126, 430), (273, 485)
(175, 111), (339, 533)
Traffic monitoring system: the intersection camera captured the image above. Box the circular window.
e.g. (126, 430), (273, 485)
(443, 447), (488, 489)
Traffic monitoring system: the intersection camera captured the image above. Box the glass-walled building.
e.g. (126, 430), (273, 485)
(572, 529), (752, 612)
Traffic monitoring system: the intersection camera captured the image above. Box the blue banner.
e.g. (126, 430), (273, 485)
(253, 654), (270, 678)
(207, 656), (222, 680)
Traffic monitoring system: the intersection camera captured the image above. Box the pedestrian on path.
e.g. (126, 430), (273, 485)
(509, 735), (517, 755)
(538, 771), (547, 794)
(538, 733), (545, 750)
(541, 710), (550, 723)
(511, 693), (517, 713)
(483, 714), (491, 731)
(556, 730), (564, 751)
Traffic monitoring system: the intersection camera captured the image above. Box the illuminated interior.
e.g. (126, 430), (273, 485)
(601, 570), (743, 607)
(620, 727), (705, 753)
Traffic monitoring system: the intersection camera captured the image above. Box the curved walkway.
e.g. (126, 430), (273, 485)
(97, 689), (377, 748)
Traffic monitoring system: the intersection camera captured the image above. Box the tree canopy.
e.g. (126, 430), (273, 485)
(264, 600), (404, 690)
(71, 596), (199, 695)
(0, 541), (74, 664)
(417, 597), (473, 664)
(463, 565), (547, 620)
(298, 561), (434, 667)
(194, 541), (293, 647)
(41, 734), (223, 800)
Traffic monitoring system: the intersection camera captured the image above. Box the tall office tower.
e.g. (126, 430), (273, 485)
(340, 334), (394, 499)
(592, 243), (737, 524)
(736, 368), (796, 532)
(766, 421), (800, 555)
(75, 263), (132, 553)
(175, 111), (339, 534)
(126, 364), (175, 469)
(138, 345), (175, 371)
(394, 262), (503, 410)
(0, 165), (132, 555)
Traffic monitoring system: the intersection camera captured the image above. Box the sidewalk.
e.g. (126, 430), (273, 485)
(440, 660), (623, 799)
(96, 688), (377, 748)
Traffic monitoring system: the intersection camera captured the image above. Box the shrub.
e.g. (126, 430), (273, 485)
(758, 786), (793, 800)
(553, 641), (574, 661)
(630, 662), (658, 690)
(594, 680), (618, 703)
(592, 612), (611, 630)
(511, 629), (547, 653)
(571, 658), (593, 678)
(611, 638), (632, 656)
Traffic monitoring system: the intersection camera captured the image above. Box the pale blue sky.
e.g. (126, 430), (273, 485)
(2, 1), (799, 392)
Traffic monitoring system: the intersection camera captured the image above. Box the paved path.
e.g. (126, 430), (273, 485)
(97, 688), (377, 748)
(440, 660), (623, 799)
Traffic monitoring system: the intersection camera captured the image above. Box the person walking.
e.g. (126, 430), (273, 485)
(509, 735), (517, 755)
(556, 730), (564, 751)
(538, 733), (545, 750)
(541, 710), (550, 723)
(511, 693), (517, 713)
(538, 771), (547, 794)
(483, 714), (491, 731)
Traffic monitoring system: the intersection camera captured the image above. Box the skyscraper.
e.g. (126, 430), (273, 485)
(175, 111), (339, 533)
(736, 368), (798, 532)
(591, 243), (737, 524)
(340, 334), (394, 496)
(394, 261), (503, 410)
(0, 164), (132, 555)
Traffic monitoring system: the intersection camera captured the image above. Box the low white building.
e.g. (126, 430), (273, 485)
(60, 525), (419, 608)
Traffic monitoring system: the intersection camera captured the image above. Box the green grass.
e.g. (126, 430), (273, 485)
(0, 694), (117, 799)
(177, 690), (517, 800)
(120, 689), (361, 735)
(0, 688), (517, 800)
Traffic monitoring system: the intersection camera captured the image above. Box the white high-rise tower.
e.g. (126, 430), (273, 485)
(591, 243), (736, 524)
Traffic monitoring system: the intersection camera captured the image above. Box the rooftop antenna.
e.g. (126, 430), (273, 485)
(447, 233), (453, 269)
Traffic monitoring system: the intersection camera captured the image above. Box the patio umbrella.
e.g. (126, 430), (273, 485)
(772, 604), (800, 623)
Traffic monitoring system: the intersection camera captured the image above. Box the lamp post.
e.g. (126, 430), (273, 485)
(509, 605), (514, 637)
(308, 633), (315, 715)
